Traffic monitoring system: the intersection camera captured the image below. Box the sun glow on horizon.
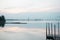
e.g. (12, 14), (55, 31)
(0, 27), (46, 33)
(0, 7), (53, 13)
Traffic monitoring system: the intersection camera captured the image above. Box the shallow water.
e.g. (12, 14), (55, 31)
(0, 21), (46, 40)
(0, 21), (60, 40)
(0, 27), (46, 40)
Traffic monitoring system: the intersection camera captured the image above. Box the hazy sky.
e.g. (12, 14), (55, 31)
(0, 0), (60, 13)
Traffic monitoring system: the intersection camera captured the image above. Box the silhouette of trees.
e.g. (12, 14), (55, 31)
(0, 15), (6, 27)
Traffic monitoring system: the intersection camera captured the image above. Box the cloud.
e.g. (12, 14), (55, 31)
(48, 7), (60, 12)
(0, 7), (54, 13)
(0, 8), (27, 13)
(0, 0), (60, 13)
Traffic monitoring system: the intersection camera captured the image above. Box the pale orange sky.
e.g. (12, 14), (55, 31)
(0, 0), (60, 13)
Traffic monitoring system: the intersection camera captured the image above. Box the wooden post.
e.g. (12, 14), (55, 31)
(54, 24), (56, 40)
(58, 22), (59, 36)
(46, 23), (47, 40)
(48, 23), (50, 35)
(51, 23), (53, 35)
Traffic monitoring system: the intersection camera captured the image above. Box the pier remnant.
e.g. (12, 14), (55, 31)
(46, 22), (60, 40)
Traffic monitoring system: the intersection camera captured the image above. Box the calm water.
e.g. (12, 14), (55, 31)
(0, 21), (60, 40)
(0, 13), (60, 40)
(0, 21), (46, 40)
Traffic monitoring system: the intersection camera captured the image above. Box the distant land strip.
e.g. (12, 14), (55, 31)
(6, 19), (60, 21)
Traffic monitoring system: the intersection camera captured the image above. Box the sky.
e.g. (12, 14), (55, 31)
(0, 0), (60, 13)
